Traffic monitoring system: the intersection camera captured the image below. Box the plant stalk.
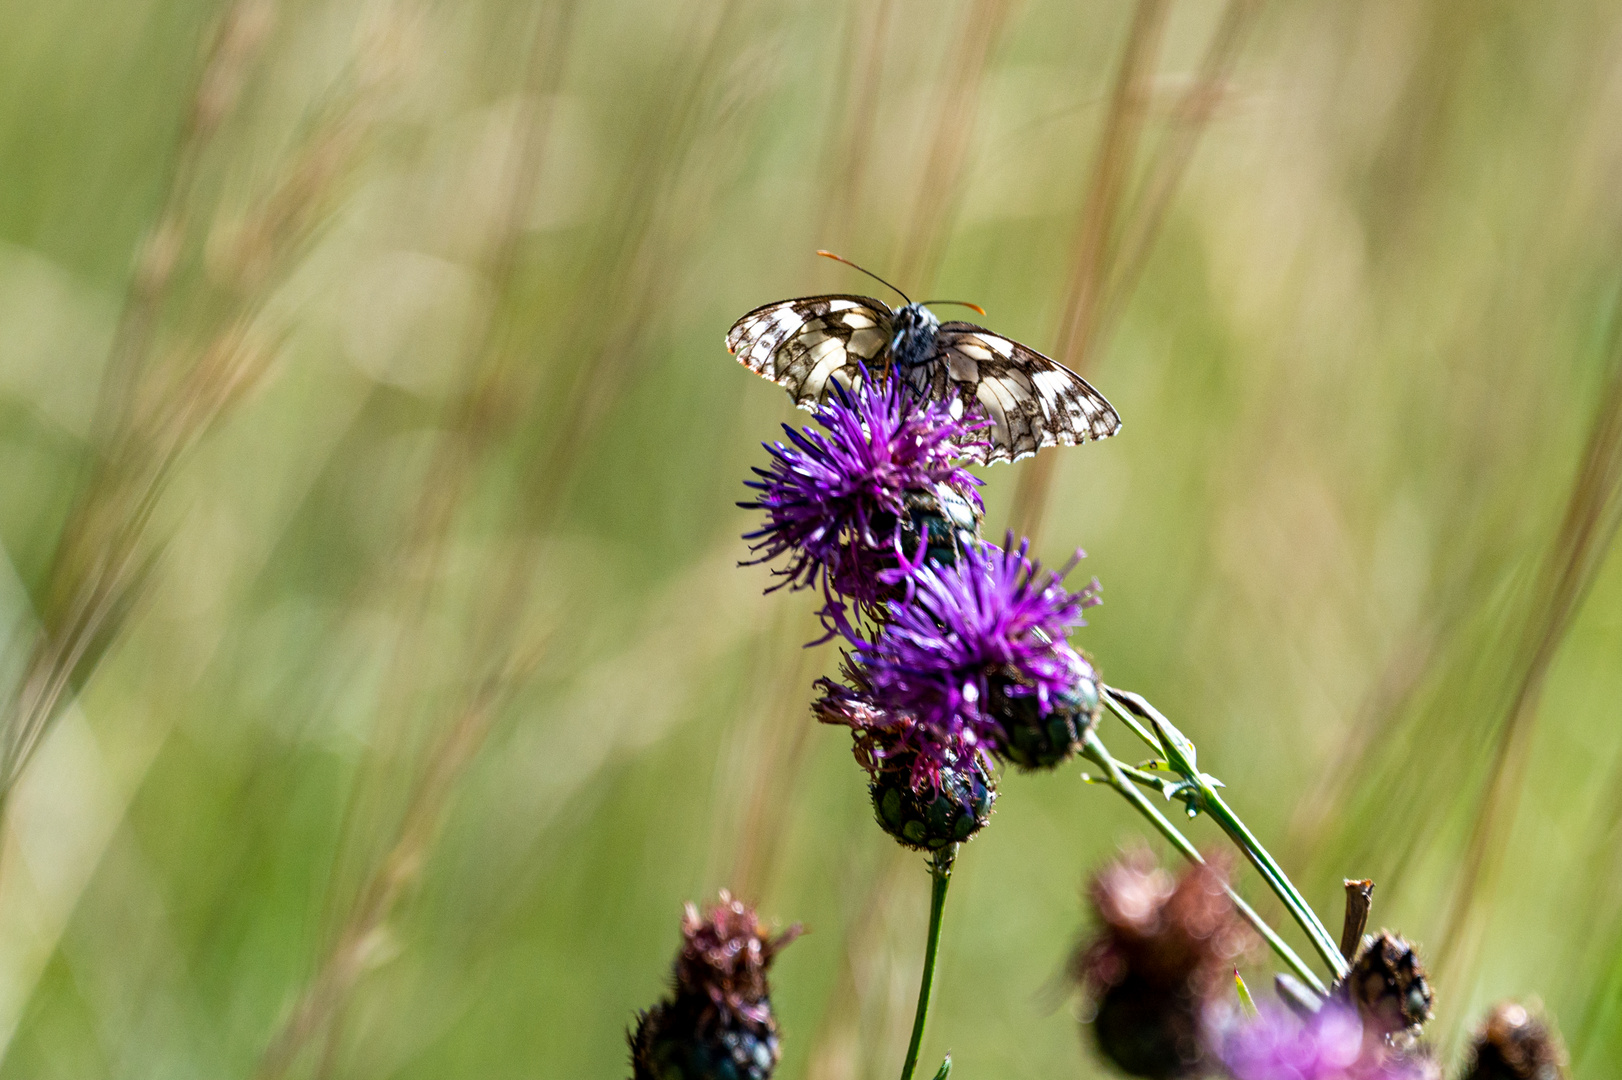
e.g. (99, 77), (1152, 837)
(1081, 729), (1329, 995)
(1100, 689), (1349, 980)
(899, 845), (956, 1080)
(1200, 785), (1348, 977)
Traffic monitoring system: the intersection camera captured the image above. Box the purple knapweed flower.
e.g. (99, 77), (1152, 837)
(1220, 1006), (1437, 1080)
(740, 374), (985, 613)
(851, 534), (1100, 763)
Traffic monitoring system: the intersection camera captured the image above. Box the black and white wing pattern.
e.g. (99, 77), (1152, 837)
(726, 294), (1121, 465)
(930, 324), (1121, 465)
(726, 294), (894, 405)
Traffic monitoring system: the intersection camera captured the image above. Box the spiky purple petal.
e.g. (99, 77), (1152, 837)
(852, 534), (1100, 760)
(740, 374), (984, 609)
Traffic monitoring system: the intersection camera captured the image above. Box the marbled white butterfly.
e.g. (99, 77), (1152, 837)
(726, 251), (1121, 465)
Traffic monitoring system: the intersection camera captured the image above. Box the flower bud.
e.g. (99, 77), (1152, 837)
(630, 892), (801, 1080)
(1337, 932), (1433, 1042)
(1074, 851), (1253, 1078)
(867, 731), (996, 851)
(1460, 1002), (1566, 1080)
(986, 665), (1101, 770)
(814, 665), (998, 851)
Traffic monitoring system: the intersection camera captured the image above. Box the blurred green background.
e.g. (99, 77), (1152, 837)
(2, 0), (1621, 1077)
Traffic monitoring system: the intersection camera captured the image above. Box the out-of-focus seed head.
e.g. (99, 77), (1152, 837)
(1338, 931), (1433, 1043)
(1082, 850), (1254, 989)
(1073, 850), (1253, 1079)
(629, 892), (801, 1080)
(1460, 1002), (1567, 1080)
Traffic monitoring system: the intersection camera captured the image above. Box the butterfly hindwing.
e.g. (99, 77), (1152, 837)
(936, 323), (1122, 465)
(726, 295), (894, 406)
(726, 294), (1121, 464)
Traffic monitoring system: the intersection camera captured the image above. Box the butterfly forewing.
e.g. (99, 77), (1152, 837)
(726, 293), (1121, 464)
(726, 294), (894, 405)
(936, 323), (1122, 465)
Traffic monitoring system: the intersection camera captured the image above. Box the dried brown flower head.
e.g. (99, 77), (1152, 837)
(630, 891), (802, 1080)
(1074, 850), (1254, 1079)
(1339, 931), (1434, 1042)
(1460, 1001), (1567, 1080)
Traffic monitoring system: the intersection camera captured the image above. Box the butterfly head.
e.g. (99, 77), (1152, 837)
(890, 303), (941, 373)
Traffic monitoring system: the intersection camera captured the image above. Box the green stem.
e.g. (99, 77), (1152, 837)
(1100, 689), (1349, 981)
(1081, 730), (1328, 996)
(899, 846), (955, 1080)
(1200, 786), (1348, 978)
(1102, 693), (1161, 753)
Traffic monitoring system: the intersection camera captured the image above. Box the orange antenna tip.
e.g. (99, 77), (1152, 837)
(920, 300), (988, 317)
(811, 250), (911, 304)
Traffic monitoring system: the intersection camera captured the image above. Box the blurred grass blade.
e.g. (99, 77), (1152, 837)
(1007, 0), (1170, 542)
(1433, 301), (1622, 991)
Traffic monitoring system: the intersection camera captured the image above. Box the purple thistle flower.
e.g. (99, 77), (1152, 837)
(1220, 1006), (1437, 1080)
(740, 374), (985, 612)
(852, 534), (1100, 762)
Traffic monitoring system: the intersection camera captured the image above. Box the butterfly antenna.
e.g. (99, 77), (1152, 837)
(919, 300), (988, 317)
(816, 250), (911, 304)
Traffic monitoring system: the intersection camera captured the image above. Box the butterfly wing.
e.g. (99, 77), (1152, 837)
(934, 323), (1122, 465)
(726, 295), (895, 406)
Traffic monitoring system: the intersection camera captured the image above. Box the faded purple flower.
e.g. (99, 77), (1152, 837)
(813, 670), (996, 852)
(851, 535), (1100, 761)
(1075, 850), (1253, 1079)
(630, 892), (802, 1080)
(740, 374), (984, 612)
(1460, 1001), (1566, 1080)
(1221, 1006), (1436, 1080)
(814, 666), (980, 793)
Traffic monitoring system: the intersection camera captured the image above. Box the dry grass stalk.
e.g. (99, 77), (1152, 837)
(716, 604), (826, 902)
(1432, 327), (1622, 994)
(0, 0), (292, 801)
(815, 0), (895, 252)
(803, 849), (915, 1080)
(254, 666), (536, 1080)
(91, 0), (279, 443)
(252, 3), (784, 1072)
(1098, 0), (1259, 335)
(250, 5), (587, 1073)
(1009, 0), (1257, 545)
(1006, 0), (1170, 543)
(891, 0), (1019, 290)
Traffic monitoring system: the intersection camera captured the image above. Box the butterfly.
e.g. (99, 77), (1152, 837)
(726, 251), (1121, 465)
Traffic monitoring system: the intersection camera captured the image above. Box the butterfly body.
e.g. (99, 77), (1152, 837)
(727, 292), (1121, 465)
(888, 302), (942, 395)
